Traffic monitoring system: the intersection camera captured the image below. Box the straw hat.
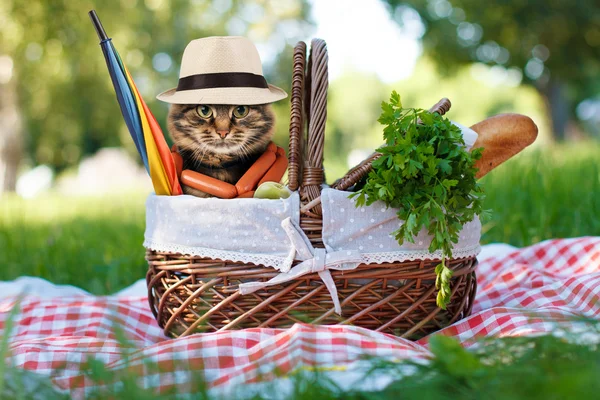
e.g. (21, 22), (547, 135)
(156, 36), (287, 105)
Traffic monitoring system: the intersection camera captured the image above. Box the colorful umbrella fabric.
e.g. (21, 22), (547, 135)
(89, 10), (182, 196)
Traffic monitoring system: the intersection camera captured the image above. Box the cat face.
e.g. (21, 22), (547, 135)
(168, 104), (274, 165)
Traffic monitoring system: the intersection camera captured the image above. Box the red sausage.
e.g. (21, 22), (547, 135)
(235, 151), (277, 194)
(181, 170), (238, 199)
(258, 153), (289, 186)
(267, 142), (277, 153)
(236, 190), (255, 198)
(276, 146), (286, 157)
(171, 151), (183, 177)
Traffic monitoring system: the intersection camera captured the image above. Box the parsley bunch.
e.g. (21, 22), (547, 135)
(352, 91), (486, 309)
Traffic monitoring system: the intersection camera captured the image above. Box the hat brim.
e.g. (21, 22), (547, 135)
(156, 84), (287, 105)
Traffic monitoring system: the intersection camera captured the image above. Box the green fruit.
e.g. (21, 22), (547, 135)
(254, 182), (291, 199)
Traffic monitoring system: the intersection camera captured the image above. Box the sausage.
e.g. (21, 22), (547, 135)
(470, 113), (538, 179)
(235, 151), (277, 194)
(276, 146), (286, 157)
(258, 153), (289, 186)
(171, 151), (183, 177)
(267, 142), (277, 153)
(181, 170), (238, 199)
(236, 191), (255, 198)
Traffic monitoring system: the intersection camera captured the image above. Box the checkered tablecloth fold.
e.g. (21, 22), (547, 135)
(3, 237), (600, 397)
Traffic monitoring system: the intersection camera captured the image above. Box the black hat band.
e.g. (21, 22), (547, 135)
(176, 72), (268, 91)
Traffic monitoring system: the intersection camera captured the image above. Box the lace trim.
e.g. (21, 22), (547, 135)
(145, 239), (480, 270)
(143, 239), (292, 270)
(360, 244), (481, 264)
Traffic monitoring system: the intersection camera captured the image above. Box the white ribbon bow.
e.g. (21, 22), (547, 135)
(238, 217), (362, 315)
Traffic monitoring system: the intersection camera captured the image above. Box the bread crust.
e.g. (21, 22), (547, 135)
(470, 113), (538, 179)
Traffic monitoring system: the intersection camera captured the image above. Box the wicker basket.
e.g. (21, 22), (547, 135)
(146, 39), (477, 339)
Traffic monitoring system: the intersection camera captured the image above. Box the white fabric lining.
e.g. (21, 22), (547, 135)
(144, 122), (481, 268)
(143, 239), (295, 269)
(360, 244), (481, 264)
(144, 193), (300, 270)
(320, 189), (481, 262)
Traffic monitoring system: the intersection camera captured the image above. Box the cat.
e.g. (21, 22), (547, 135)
(168, 104), (275, 198)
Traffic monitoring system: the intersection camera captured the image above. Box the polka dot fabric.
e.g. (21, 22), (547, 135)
(145, 188), (480, 271)
(144, 193), (300, 270)
(321, 188), (481, 263)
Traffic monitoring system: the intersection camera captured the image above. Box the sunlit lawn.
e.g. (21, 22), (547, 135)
(480, 142), (600, 245)
(0, 192), (147, 294)
(1, 142), (599, 294)
(1, 142), (600, 399)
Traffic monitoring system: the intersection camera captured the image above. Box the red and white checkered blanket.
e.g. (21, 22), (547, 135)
(3, 237), (600, 397)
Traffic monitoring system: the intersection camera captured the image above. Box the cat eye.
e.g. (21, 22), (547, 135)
(196, 105), (213, 119)
(233, 106), (249, 118)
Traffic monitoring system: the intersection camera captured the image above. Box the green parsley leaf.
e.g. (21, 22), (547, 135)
(352, 92), (488, 309)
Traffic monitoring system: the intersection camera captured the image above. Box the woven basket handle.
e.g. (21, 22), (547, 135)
(300, 98), (452, 213)
(299, 39), (328, 216)
(287, 41), (307, 191)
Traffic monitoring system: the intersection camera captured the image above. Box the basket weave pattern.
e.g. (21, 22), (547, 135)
(146, 40), (478, 339)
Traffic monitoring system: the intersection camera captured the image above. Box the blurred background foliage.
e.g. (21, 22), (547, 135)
(323, 58), (548, 179)
(0, 0), (598, 193)
(0, 0), (313, 190)
(0, 0), (599, 291)
(384, 0), (600, 140)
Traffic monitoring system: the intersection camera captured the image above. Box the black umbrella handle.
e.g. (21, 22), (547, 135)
(89, 10), (109, 42)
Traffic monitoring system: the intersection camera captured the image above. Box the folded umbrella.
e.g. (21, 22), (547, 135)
(88, 10), (182, 196)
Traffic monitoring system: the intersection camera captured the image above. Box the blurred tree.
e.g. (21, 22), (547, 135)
(322, 59), (548, 182)
(324, 70), (388, 180)
(0, 78), (22, 192)
(0, 0), (312, 192)
(383, 0), (600, 140)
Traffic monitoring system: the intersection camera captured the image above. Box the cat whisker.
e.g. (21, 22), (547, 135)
(235, 142), (251, 161)
(168, 103), (275, 195)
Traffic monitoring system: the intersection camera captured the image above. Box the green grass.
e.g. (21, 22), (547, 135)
(480, 143), (600, 246)
(1, 142), (599, 294)
(2, 312), (600, 399)
(0, 192), (147, 294)
(1, 142), (600, 397)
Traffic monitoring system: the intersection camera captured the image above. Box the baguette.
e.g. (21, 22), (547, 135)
(470, 113), (538, 179)
(181, 170), (238, 199)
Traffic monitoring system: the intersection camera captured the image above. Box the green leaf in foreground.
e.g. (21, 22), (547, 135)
(352, 91), (487, 308)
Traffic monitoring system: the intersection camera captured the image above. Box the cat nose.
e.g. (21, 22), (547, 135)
(217, 130), (229, 139)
